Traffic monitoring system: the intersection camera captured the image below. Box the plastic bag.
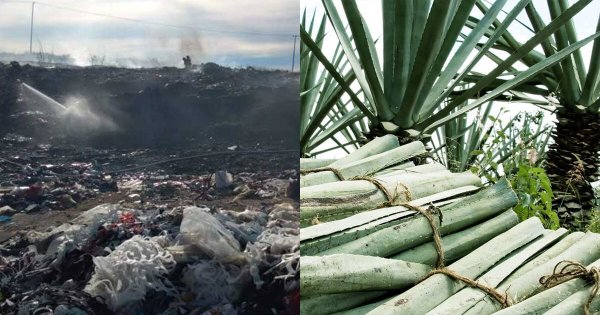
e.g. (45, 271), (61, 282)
(44, 204), (119, 264)
(182, 260), (249, 311)
(256, 228), (298, 255)
(178, 206), (245, 264)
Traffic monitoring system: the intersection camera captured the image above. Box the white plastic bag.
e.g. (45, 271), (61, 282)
(44, 204), (119, 264)
(178, 206), (245, 264)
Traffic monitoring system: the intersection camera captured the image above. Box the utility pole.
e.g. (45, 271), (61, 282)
(291, 34), (298, 72)
(29, 1), (35, 54)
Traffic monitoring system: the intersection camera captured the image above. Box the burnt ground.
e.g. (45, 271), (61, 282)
(0, 61), (299, 148)
(0, 62), (299, 314)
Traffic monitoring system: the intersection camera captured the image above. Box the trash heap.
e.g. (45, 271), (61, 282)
(300, 135), (600, 315)
(0, 159), (117, 216)
(0, 200), (299, 314)
(0, 134), (297, 243)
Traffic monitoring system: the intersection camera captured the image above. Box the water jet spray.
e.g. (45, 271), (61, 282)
(16, 80), (119, 135)
(19, 81), (67, 112)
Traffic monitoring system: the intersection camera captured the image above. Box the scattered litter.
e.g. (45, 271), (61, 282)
(182, 260), (248, 310)
(43, 204), (119, 264)
(1, 199), (299, 314)
(84, 235), (177, 311)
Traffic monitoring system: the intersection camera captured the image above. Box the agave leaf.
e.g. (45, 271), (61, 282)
(423, 25), (600, 133)
(547, 0), (581, 104)
(321, 0), (376, 109)
(313, 178), (514, 257)
(463, 232), (600, 314)
(581, 16), (600, 105)
(368, 217), (545, 314)
(396, 0), (454, 127)
(427, 228), (568, 315)
(300, 185), (480, 242)
(391, 210), (520, 266)
(495, 255), (600, 314)
(301, 254), (431, 296)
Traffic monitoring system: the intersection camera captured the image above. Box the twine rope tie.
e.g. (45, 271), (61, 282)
(307, 173), (508, 309)
(401, 203), (445, 268)
(539, 260), (600, 315)
(351, 176), (412, 206)
(425, 268), (513, 309)
(352, 176), (398, 206)
(353, 175), (445, 268)
(300, 167), (345, 181)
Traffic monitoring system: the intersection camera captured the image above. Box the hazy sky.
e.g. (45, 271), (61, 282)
(0, 0), (299, 69)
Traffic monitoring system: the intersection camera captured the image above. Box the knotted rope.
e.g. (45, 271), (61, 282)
(539, 260), (600, 315)
(351, 176), (412, 206)
(424, 268), (513, 308)
(300, 167), (345, 181)
(402, 203), (445, 268)
(354, 176), (444, 268)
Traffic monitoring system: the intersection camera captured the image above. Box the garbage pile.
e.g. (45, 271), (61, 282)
(0, 131), (299, 313)
(300, 135), (600, 315)
(1, 199), (299, 314)
(0, 157), (117, 215)
(0, 133), (297, 239)
(0, 61), (300, 314)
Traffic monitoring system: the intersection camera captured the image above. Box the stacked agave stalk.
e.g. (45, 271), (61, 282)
(300, 136), (600, 315)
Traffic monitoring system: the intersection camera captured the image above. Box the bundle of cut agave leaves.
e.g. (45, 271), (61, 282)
(300, 136), (600, 315)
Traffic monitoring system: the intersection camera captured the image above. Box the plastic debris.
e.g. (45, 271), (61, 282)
(214, 170), (234, 190)
(176, 206), (245, 264)
(0, 205), (16, 216)
(0, 61), (299, 314)
(182, 260), (249, 310)
(84, 235), (177, 311)
(42, 204), (119, 264)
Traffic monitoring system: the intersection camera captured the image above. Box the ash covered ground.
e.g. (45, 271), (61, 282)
(0, 62), (299, 315)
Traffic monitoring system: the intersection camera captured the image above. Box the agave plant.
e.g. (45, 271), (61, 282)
(300, 10), (369, 157)
(432, 103), (552, 180)
(473, 0), (600, 229)
(300, 0), (598, 159)
(431, 103), (496, 173)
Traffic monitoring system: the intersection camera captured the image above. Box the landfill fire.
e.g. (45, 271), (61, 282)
(0, 61), (299, 314)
